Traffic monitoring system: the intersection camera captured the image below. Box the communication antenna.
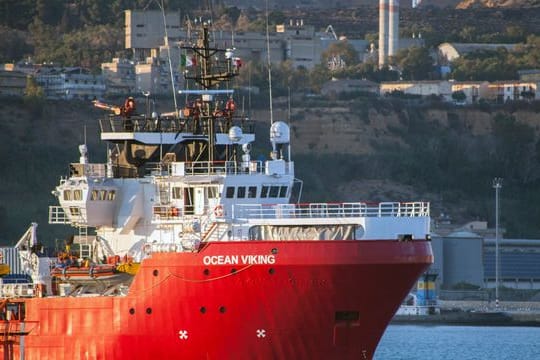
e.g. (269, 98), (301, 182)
(159, 0), (179, 115)
(265, 0), (274, 125)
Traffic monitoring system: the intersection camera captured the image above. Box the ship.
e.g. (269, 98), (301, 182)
(0, 24), (433, 359)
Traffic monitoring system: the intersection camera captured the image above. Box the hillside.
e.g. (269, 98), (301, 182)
(225, 0), (540, 9)
(2, 97), (540, 246)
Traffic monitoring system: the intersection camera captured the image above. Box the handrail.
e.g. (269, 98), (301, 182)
(99, 114), (255, 134)
(49, 206), (87, 225)
(234, 201), (430, 220)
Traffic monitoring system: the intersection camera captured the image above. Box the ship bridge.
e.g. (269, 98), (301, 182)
(99, 113), (255, 145)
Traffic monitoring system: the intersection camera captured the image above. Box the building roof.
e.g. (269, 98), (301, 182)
(438, 42), (519, 62)
(447, 230), (482, 238)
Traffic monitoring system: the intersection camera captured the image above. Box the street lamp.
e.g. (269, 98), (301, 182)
(492, 177), (503, 306)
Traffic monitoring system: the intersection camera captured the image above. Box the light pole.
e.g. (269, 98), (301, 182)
(492, 177), (503, 306)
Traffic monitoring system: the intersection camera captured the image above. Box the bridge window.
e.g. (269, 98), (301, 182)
(107, 190), (116, 201)
(91, 190), (98, 200)
(63, 190), (72, 201)
(248, 186), (257, 198)
(73, 189), (83, 201)
(172, 187), (183, 199)
(279, 186), (288, 197)
(237, 186), (246, 198)
(226, 186), (235, 198)
(99, 190), (107, 200)
(261, 186), (269, 198)
(208, 186), (219, 199)
(269, 186), (279, 198)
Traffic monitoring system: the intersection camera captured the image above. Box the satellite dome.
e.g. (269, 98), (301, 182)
(228, 126), (243, 142)
(270, 121), (290, 144)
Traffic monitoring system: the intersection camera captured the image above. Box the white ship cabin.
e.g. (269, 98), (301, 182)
(49, 104), (430, 261)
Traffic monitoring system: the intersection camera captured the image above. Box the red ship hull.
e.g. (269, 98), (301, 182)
(14, 240), (432, 359)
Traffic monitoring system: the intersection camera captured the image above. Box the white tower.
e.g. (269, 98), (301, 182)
(379, 0), (400, 67)
(378, 0), (389, 68)
(388, 0), (400, 57)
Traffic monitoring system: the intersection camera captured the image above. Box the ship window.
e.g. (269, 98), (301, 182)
(69, 207), (80, 216)
(107, 190), (116, 201)
(91, 190), (98, 201)
(248, 186), (257, 198)
(73, 189), (83, 201)
(172, 187), (183, 199)
(237, 186), (246, 198)
(261, 186), (269, 198)
(63, 190), (72, 201)
(99, 190), (107, 201)
(208, 186), (219, 199)
(279, 186), (288, 197)
(226, 186), (235, 198)
(269, 186), (279, 198)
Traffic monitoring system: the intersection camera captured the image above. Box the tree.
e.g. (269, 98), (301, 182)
(0, 26), (31, 63)
(36, 0), (64, 26)
(25, 76), (44, 98)
(0, 0), (35, 29)
(321, 41), (359, 70)
(391, 46), (434, 81)
(451, 91), (466, 103)
(308, 64), (331, 92)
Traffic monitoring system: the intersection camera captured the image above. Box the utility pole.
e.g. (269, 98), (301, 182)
(492, 177), (503, 307)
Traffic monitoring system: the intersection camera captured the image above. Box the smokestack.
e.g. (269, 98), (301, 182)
(378, 0), (389, 68)
(388, 0), (399, 57)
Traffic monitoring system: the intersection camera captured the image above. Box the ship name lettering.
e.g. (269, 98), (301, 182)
(202, 255), (276, 265)
(240, 255), (275, 265)
(203, 255), (239, 265)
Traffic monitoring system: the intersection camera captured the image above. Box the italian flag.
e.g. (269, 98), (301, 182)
(180, 54), (196, 67)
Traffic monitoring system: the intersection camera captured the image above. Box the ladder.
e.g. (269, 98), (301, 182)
(78, 226), (92, 259)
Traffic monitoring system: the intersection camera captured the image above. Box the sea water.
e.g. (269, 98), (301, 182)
(375, 325), (540, 359)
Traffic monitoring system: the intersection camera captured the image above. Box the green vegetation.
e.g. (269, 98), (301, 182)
(1, 2), (539, 84)
(292, 97), (540, 239)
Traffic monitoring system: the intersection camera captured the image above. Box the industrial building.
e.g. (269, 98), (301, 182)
(430, 221), (540, 292)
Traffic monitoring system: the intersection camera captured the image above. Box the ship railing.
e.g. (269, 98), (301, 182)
(166, 160), (270, 176)
(234, 202), (430, 220)
(49, 206), (70, 224)
(69, 163), (106, 178)
(49, 206), (87, 225)
(0, 283), (35, 298)
(99, 114), (183, 133)
(99, 113), (255, 134)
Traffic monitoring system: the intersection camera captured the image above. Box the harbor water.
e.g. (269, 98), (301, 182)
(375, 325), (540, 359)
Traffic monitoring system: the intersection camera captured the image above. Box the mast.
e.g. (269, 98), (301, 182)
(181, 23), (240, 162)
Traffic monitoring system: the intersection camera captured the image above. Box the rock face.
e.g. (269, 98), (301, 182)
(456, 0), (539, 8)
